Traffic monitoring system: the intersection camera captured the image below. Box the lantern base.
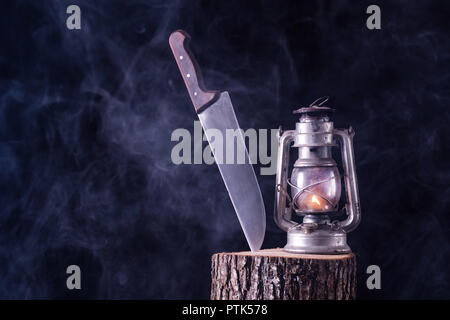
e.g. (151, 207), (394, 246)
(284, 224), (351, 254)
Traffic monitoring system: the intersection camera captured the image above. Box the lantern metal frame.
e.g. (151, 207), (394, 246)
(274, 98), (361, 254)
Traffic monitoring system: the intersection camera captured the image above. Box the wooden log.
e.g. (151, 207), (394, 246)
(211, 248), (356, 300)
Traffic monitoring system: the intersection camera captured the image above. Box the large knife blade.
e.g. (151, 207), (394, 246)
(169, 30), (266, 251)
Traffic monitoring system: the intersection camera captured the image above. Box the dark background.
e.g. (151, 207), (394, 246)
(0, 0), (449, 299)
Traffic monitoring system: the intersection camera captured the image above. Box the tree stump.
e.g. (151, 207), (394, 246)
(211, 248), (356, 300)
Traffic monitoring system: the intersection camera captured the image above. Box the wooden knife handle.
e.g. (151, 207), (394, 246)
(169, 30), (219, 112)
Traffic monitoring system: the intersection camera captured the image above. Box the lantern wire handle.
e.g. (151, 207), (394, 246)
(309, 96), (329, 107)
(292, 96), (333, 115)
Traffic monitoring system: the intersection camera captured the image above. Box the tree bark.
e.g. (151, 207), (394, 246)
(211, 248), (356, 300)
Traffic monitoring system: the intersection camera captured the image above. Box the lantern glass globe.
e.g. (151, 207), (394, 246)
(290, 166), (341, 213)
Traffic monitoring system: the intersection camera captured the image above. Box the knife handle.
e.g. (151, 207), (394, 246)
(169, 30), (219, 112)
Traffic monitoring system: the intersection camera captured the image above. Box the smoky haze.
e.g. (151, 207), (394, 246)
(0, 0), (449, 299)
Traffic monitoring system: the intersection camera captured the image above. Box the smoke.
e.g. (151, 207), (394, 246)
(0, 0), (449, 299)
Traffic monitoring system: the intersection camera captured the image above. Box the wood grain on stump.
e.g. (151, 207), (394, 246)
(211, 248), (356, 300)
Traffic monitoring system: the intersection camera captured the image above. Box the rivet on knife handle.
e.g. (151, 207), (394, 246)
(169, 30), (219, 112)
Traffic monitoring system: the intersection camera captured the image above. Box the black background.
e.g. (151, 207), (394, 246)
(0, 0), (449, 299)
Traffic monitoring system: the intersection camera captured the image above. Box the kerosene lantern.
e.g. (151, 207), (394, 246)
(274, 97), (361, 254)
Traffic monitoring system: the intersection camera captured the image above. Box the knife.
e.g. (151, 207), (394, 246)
(169, 30), (266, 251)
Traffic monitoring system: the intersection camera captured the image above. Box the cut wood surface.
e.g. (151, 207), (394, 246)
(211, 248), (356, 300)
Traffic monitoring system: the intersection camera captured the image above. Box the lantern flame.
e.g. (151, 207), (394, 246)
(311, 195), (321, 206)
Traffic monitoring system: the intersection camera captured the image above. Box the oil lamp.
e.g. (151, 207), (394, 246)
(274, 97), (361, 254)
